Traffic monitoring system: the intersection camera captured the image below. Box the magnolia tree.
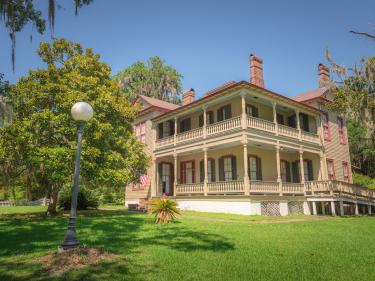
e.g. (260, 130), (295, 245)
(0, 38), (149, 214)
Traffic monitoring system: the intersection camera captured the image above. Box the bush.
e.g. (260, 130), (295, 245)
(148, 198), (180, 224)
(58, 187), (99, 210)
(353, 172), (375, 189)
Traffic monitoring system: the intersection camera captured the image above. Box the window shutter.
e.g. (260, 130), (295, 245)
(211, 159), (216, 182)
(179, 120), (184, 133)
(208, 111), (214, 124)
(307, 160), (313, 181)
(158, 123), (163, 139)
(286, 161), (291, 182)
(277, 114), (284, 125)
(219, 157), (224, 181)
(226, 105), (232, 119)
(217, 108), (223, 122)
(232, 156), (237, 180)
(186, 118), (191, 131)
(169, 120), (175, 135)
(288, 115), (296, 128)
(199, 114), (203, 127)
(180, 162), (184, 184)
(199, 160), (204, 182)
(256, 157), (262, 180)
(301, 113), (309, 131)
(253, 106), (259, 118)
(292, 161), (299, 183)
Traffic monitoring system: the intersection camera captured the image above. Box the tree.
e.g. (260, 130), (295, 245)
(326, 53), (375, 177)
(0, 38), (149, 214)
(0, 0), (93, 70)
(114, 56), (182, 104)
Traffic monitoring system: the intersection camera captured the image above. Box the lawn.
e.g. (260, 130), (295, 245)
(0, 206), (374, 281)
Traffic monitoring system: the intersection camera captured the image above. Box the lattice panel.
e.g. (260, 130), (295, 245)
(261, 201), (281, 216)
(288, 201), (304, 215)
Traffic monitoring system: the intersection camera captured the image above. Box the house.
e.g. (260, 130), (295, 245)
(126, 54), (374, 216)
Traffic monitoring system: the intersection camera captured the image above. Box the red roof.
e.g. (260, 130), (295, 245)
(205, 81), (237, 96)
(292, 86), (329, 102)
(137, 95), (180, 111)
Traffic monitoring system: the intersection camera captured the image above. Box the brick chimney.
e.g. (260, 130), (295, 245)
(182, 88), (195, 106)
(318, 63), (330, 88)
(250, 54), (264, 88)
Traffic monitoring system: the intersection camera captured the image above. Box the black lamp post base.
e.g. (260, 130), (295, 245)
(60, 217), (80, 250)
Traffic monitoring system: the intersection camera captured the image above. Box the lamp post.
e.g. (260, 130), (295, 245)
(61, 102), (94, 250)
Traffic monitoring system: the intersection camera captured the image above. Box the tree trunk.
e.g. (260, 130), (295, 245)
(46, 185), (59, 216)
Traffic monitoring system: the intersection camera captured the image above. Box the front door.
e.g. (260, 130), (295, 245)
(160, 163), (173, 196)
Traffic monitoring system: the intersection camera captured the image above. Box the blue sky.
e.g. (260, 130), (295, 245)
(0, 0), (374, 98)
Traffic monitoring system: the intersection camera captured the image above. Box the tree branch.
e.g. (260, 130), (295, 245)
(350, 30), (375, 40)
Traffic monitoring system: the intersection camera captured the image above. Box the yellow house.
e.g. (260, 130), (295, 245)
(126, 54), (374, 216)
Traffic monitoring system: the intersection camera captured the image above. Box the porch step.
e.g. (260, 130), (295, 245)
(128, 199), (149, 213)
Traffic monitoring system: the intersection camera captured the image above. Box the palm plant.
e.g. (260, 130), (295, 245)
(148, 198), (180, 224)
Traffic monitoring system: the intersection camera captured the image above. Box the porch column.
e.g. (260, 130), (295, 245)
(319, 153), (325, 180)
(276, 144), (282, 195)
(174, 117), (178, 145)
(299, 149), (305, 184)
(272, 101), (278, 135)
(203, 105), (207, 139)
(312, 202), (317, 215)
(243, 141), (250, 195)
(152, 157), (158, 197)
(173, 154), (177, 197)
(241, 91), (247, 130)
(368, 203), (372, 215)
(321, 202), (326, 215)
(296, 109), (302, 140)
(339, 196), (344, 216)
(203, 148), (208, 196)
(331, 201), (336, 216)
(355, 202), (359, 215)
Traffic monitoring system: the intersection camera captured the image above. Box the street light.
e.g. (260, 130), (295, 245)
(61, 102), (94, 250)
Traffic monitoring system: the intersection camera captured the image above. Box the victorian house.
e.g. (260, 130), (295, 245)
(126, 54), (374, 216)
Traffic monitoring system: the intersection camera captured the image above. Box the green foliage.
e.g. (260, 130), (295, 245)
(58, 186), (99, 210)
(148, 198), (180, 224)
(352, 172), (375, 189)
(326, 55), (375, 178)
(0, 0), (92, 70)
(113, 56), (182, 103)
(0, 38), (149, 215)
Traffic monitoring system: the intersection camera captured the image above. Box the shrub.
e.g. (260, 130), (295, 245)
(353, 172), (375, 189)
(148, 198), (180, 224)
(58, 187), (99, 210)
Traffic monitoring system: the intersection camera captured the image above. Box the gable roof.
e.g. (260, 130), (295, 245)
(292, 86), (330, 103)
(137, 95), (180, 111)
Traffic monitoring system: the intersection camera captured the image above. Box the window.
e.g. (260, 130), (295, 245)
(198, 111), (214, 127)
(322, 112), (331, 140)
(179, 118), (191, 133)
(338, 117), (346, 144)
(158, 162), (173, 195)
(181, 161), (195, 184)
(280, 160), (290, 182)
(134, 122), (146, 143)
(326, 159), (335, 180)
(199, 159), (215, 182)
(246, 104), (259, 118)
(276, 114), (284, 125)
(303, 160), (313, 181)
(219, 156), (237, 181)
(342, 162), (349, 182)
(217, 105), (231, 122)
(157, 120), (174, 139)
(248, 155), (262, 181)
(288, 114), (297, 128)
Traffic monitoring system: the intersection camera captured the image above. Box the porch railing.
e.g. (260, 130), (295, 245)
(177, 127), (203, 143)
(278, 124), (300, 138)
(174, 180), (375, 200)
(155, 136), (174, 148)
(301, 131), (320, 144)
(206, 116), (241, 136)
(247, 116), (276, 132)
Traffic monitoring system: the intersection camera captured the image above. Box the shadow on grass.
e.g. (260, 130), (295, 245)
(0, 210), (234, 281)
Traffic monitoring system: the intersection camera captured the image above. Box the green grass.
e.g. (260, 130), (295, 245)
(99, 204), (128, 210)
(0, 205), (47, 215)
(1, 206), (375, 281)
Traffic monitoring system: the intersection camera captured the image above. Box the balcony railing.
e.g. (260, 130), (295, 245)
(155, 116), (320, 149)
(206, 116), (241, 136)
(175, 180), (375, 200)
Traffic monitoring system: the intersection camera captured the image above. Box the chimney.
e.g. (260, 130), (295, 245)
(182, 88), (195, 106)
(250, 54), (264, 88)
(318, 63), (330, 88)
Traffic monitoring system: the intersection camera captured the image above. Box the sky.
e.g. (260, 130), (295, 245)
(0, 0), (374, 98)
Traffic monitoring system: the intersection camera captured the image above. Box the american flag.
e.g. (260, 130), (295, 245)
(140, 174), (148, 187)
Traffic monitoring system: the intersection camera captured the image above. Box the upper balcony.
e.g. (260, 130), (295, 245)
(154, 88), (322, 150)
